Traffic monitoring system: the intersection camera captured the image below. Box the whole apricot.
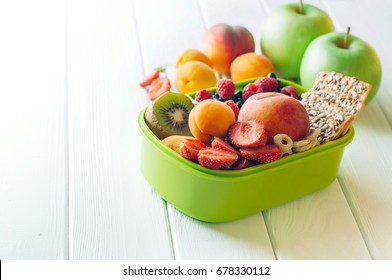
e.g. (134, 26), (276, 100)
(230, 53), (275, 82)
(175, 61), (217, 93)
(189, 100), (236, 145)
(176, 49), (214, 68)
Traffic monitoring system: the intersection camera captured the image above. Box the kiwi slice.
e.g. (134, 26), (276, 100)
(145, 91), (194, 140)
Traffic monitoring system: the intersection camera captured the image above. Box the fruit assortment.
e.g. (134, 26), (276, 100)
(139, 2), (378, 171)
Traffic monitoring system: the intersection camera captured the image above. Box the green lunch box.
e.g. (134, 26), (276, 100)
(138, 78), (354, 223)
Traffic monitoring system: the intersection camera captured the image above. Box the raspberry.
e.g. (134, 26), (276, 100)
(224, 100), (240, 119)
(195, 89), (213, 102)
(216, 79), (235, 100)
(280, 86), (299, 99)
(255, 77), (279, 92)
(242, 83), (258, 101)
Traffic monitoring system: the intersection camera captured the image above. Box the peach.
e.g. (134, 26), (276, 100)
(189, 100), (236, 145)
(201, 23), (254, 76)
(176, 49), (213, 68)
(238, 92), (310, 142)
(230, 52), (275, 82)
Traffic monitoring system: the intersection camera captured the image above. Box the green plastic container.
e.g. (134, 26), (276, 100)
(138, 79), (354, 223)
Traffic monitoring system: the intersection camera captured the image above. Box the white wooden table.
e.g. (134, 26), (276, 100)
(1, 0), (392, 260)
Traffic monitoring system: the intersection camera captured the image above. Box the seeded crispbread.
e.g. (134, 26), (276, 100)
(301, 71), (372, 143)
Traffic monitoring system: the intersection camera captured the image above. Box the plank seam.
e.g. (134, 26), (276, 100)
(261, 211), (278, 260)
(130, 0), (176, 259)
(65, 0), (70, 260)
(321, 0), (374, 260)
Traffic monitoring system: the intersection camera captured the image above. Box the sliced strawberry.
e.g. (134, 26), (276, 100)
(198, 148), (239, 170)
(179, 138), (206, 162)
(139, 69), (160, 87)
(228, 120), (267, 148)
(148, 77), (171, 101)
(211, 137), (240, 156)
(240, 144), (281, 163)
(231, 157), (253, 170)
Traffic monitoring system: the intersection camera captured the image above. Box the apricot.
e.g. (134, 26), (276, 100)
(189, 100), (236, 145)
(238, 92), (310, 142)
(176, 49), (213, 68)
(230, 53), (275, 82)
(175, 61), (217, 93)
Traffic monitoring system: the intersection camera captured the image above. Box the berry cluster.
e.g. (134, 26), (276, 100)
(194, 73), (300, 118)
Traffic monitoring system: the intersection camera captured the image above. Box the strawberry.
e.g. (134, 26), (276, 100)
(216, 79), (235, 100)
(228, 120), (267, 148)
(231, 157), (253, 170)
(179, 138), (206, 162)
(198, 148), (239, 169)
(240, 144), (281, 163)
(147, 77), (171, 101)
(211, 137), (240, 156)
(139, 68), (164, 87)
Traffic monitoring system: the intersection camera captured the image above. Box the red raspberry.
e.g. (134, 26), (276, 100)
(281, 86), (299, 99)
(195, 89), (213, 102)
(216, 79), (235, 100)
(242, 83), (258, 101)
(224, 100), (240, 119)
(255, 77), (279, 92)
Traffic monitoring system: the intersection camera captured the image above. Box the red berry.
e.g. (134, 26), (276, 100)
(242, 83), (258, 101)
(147, 77), (171, 101)
(224, 100), (240, 119)
(179, 138), (206, 162)
(228, 120), (267, 148)
(139, 69), (160, 87)
(255, 77), (279, 92)
(198, 148), (239, 170)
(231, 157), (253, 170)
(240, 144), (281, 163)
(281, 86), (299, 99)
(216, 79), (235, 100)
(211, 137), (240, 156)
(195, 89), (213, 102)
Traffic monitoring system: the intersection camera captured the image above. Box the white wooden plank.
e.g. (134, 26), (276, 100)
(134, 0), (275, 259)
(67, 0), (173, 259)
(264, 181), (370, 259)
(321, 0), (392, 124)
(254, 0), (372, 259)
(0, 0), (67, 259)
(321, 0), (392, 260)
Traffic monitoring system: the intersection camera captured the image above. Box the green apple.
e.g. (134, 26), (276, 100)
(300, 30), (382, 103)
(260, 2), (334, 80)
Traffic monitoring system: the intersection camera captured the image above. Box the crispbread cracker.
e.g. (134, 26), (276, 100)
(301, 71), (371, 143)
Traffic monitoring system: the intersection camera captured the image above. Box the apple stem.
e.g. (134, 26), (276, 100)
(344, 26), (351, 49)
(299, 0), (304, 14)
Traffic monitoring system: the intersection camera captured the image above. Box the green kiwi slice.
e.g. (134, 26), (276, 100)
(145, 92), (194, 140)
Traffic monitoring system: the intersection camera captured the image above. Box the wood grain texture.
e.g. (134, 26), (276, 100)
(258, 0), (372, 259)
(134, 0), (275, 260)
(0, 0), (67, 259)
(321, 0), (392, 260)
(67, 0), (173, 259)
